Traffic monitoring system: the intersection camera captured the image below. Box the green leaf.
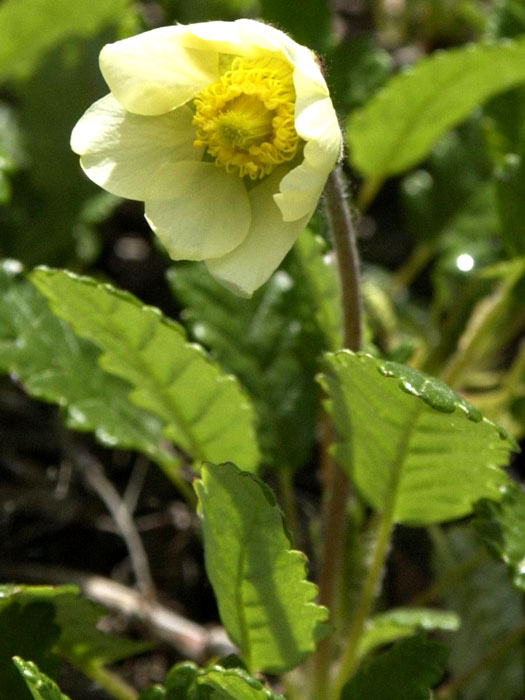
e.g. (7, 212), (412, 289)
(167, 241), (329, 470)
(401, 118), (495, 243)
(0, 0), (133, 81)
(489, 0), (525, 39)
(0, 586), (63, 700)
(319, 351), (514, 524)
(347, 38), (525, 178)
(496, 151), (525, 256)
(258, 0), (330, 52)
(196, 666), (285, 700)
(0, 262), (179, 480)
(328, 37), (392, 115)
(195, 462), (329, 674)
(6, 37), (109, 266)
(288, 230), (342, 352)
(138, 688), (167, 700)
(52, 593), (150, 670)
(341, 635), (448, 700)
(0, 585), (147, 693)
(0, 0), (137, 266)
(13, 658), (71, 700)
(434, 526), (524, 700)
(358, 607), (460, 659)
(142, 662), (285, 700)
(473, 482), (525, 591)
(163, 661), (199, 699)
(31, 268), (260, 473)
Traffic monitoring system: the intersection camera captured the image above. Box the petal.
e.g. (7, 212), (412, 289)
(145, 162), (251, 261)
(71, 94), (199, 200)
(295, 95), (341, 157)
(206, 168), (310, 296)
(275, 98), (341, 221)
(292, 44), (332, 115)
(180, 19), (297, 62)
(235, 19), (298, 59)
(273, 151), (327, 222)
(100, 26), (219, 116)
(178, 20), (245, 54)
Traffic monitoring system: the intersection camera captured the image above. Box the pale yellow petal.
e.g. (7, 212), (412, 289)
(206, 168), (309, 296)
(145, 162), (251, 261)
(275, 98), (341, 221)
(178, 20), (245, 54)
(294, 95), (341, 156)
(179, 19), (296, 62)
(235, 19), (297, 60)
(100, 26), (219, 116)
(292, 43), (331, 113)
(273, 155), (327, 222)
(71, 94), (199, 200)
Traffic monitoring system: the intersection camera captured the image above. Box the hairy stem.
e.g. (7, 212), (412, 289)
(312, 167), (363, 699)
(329, 511), (394, 700)
(324, 167), (363, 352)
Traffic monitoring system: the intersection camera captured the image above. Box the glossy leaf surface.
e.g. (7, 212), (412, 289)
(31, 268), (260, 472)
(320, 351), (513, 524)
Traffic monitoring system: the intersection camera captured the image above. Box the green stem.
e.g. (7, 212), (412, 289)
(312, 167), (363, 699)
(328, 512), (394, 700)
(504, 340), (525, 391)
(329, 400), (420, 699)
(278, 467), (301, 547)
(388, 241), (434, 298)
(170, 469), (197, 507)
(84, 663), (138, 700)
(356, 175), (384, 212)
(441, 262), (525, 389)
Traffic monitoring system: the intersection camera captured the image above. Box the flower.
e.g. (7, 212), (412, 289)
(71, 19), (341, 296)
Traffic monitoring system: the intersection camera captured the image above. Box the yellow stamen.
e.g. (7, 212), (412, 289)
(193, 56), (300, 180)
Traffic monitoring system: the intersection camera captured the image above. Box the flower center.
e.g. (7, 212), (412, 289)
(192, 56), (300, 180)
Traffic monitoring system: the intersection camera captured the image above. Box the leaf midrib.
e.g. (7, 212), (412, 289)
(380, 400), (423, 523)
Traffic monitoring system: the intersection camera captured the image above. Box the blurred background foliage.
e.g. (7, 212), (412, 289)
(1, 0), (525, 697)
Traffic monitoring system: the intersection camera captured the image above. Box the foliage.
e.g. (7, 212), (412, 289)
(473, 482), (525, 592)
(341, 636), (448, 700)
(195, 462), (329, 673)
(0, 0), (134, 82)
(433, 527), (525, 700)
(347, 37), (525, 179)
(138, 661), (286, 699)
(31, 268), (261, 474)
(320, 351), (514, 524)
(14, 658), (71, 700)
(0, 262), (179, 480)
(357, 607), (460, 659)
(167, 229), (338, 471)
(0, 585), (145, 700)
(0, 1), (524, 700)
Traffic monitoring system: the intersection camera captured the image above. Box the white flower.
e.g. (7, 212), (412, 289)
(71, 19), (341, 295)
